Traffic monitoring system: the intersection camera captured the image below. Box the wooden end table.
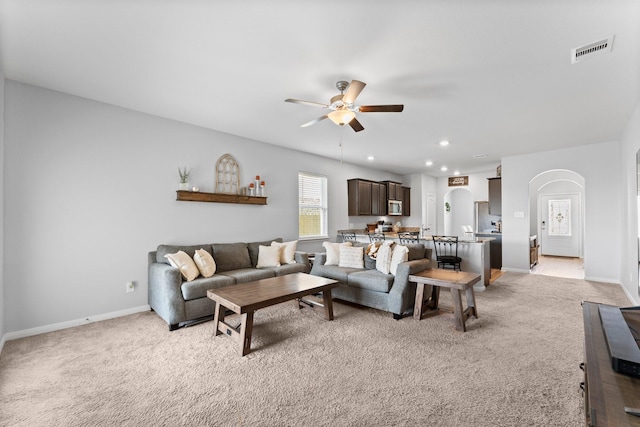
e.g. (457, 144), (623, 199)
(409, 269), (480, 332)
(206, 273), (338, 356)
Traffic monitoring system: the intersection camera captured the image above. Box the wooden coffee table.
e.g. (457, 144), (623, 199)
(206, 273), (338, 356)
(409, 269), (480, 332)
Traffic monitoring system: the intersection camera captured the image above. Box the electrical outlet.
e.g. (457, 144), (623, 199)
(126, 281), (135, 293)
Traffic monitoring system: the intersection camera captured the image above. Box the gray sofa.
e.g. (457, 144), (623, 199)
(310, 243), (432, 319)
(148, 238), (310, 330)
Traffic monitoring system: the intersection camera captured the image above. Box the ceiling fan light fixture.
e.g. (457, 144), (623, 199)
(328, 109), (356, 126)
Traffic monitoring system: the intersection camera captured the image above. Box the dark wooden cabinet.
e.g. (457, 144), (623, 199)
(402, 186), (411, 216)
(348, 179), (372, 216)
(488, 177), (502, 215)
(371, 182), (387, 215)
(348, 179), (407, 216)
(475, 233), (502, 269)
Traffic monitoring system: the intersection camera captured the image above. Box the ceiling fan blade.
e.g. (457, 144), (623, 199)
(348, 117), (364, 132)
(342, 80), (366, 104)
(359, 105), (404, 113)
(285, 98), (329, 108)
(301, 115), (328, 128)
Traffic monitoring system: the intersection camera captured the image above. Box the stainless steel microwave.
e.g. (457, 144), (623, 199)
(388, 200), (403, 215)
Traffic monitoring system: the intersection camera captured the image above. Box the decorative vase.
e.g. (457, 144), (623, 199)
(178, 182), (189, 191)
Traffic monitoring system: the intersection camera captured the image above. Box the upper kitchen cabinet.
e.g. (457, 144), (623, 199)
(371, 182), (387, 216)
(488, 177), (502, 215)
(383, 181), (403, 201)
(348, 179), (372, 215)
(402, 186), (411, 216)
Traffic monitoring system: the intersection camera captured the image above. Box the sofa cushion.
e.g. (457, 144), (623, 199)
(248, 238), (283, 268)
(376, 243), (393, 274)
(347, 270), (394, 293)
(364, 255), (377, 270)
(257, 245), (282, 268)
(218, 268), (276, 283)
(271, 240), (298, 264)
(272, 263), (308, 276)
(193, 248), (216, 278)
(212, 243), (252, 272)
(404, 243), (426, 261)
(339, 246), (364, 269)
(323, 241), (352, 265)
(156, 244), (212, 264)
(311, 264), (363, 283)
(181, 274), (235, 301)
(390, 245), (409, 275)
(164, 251), (200, 281)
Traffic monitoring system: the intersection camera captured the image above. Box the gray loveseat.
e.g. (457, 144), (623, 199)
(310, 243), (432, 319)
(148, 238), (310, 330)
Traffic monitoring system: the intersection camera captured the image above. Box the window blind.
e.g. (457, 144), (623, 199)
(298, 172), (328, 239)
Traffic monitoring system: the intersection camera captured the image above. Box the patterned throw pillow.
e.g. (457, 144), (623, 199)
(376, 243), (393, 274)
(193, 249), (216, 278)
(339, 246), (364, 269)
(165, 250), (200, 281)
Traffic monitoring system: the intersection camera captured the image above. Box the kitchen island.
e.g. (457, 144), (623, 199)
(337, 230), (493, 290)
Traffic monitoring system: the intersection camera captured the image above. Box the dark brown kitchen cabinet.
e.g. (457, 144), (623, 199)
(348, 179), (372, 215)
(384, 181), (402, 201)
(402, 186), (411, 216)
(371, 182), (387, 215)
(488, 177), (501, 215)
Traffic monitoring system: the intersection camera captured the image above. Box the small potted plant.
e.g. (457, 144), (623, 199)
(178, 167), (191, 191)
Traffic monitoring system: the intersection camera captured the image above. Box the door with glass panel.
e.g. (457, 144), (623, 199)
(539, 193), (581, 257)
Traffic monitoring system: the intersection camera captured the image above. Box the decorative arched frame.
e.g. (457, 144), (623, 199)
(215, 154), (240, 194)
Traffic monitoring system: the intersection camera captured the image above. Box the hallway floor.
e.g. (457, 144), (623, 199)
(530, 255), (585, 280)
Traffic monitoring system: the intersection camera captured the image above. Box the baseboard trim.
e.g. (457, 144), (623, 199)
(501, 267), (531, 274)
(0, 334), (6, 357)
(2, 305), (151, 344)
(583, 276), (620, 285)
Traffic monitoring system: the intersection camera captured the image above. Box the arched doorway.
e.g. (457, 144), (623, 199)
(529, 170), (585, 278)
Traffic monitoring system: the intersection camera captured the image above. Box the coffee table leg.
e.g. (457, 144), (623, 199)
(413, 283), (425, 320)
(239, 311), (254, 356)
(466, 287), (478, 319)
(213, 302), (225, 336)
(451, 288), (465, 332)
(322, 289), (334, 320)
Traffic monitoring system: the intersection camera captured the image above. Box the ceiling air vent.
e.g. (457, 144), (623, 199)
(571, 35), (614, 64)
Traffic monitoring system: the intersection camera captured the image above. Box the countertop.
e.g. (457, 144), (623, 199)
(337, 229), (495, 244)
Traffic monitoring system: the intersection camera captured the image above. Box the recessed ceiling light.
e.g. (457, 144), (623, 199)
(425, 160), (433, 166)
(473, 153), (488, 159)
(439, 140), (450, 146)
(367, 156), (375, 161)
(453, 171), (460, 175)
(441, 166), (448, 171)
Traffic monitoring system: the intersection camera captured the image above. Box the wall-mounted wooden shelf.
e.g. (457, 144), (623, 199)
(176, 190), (267, 205)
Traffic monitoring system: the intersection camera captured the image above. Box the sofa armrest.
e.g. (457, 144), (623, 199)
(294, 251), (311, 272)
(148, 262), (186, 326)
(309, 253), (327, 276)
(388, 258), (432, 315)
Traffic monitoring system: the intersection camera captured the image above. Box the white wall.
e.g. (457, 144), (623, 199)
(2, 81), (402, 334)
(502, 142), (621, 283)
(619, 101), (640, 304)
(0, 71), (5, 350)
(436, 169), (499, 235)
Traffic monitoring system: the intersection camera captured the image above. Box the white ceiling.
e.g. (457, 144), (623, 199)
(1, 1), (639, 176)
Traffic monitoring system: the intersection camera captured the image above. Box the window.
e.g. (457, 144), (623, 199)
(298, 172), (328, 239)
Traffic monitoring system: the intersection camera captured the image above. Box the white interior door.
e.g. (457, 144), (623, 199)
(539, 193), (581, 257)
(425, 193), (436, 235)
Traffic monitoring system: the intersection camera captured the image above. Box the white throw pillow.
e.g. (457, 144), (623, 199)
(257, 245), (282, 268)
(376, 243), (393, 275)
(389, 245), (409, 275)
(323, 241), (352, 266)
(165, 250), (200, 281)
(193, 248), (216, 278)
(271, 240), (298, 264)
(339, 246), (364, 269)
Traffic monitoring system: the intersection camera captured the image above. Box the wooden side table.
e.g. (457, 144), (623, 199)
(409, 269), (481, 332)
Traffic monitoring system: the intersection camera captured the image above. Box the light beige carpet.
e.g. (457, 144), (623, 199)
(0, 272), (633, 427)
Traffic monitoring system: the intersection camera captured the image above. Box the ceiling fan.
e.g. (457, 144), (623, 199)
(285, 80), (404, 132)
